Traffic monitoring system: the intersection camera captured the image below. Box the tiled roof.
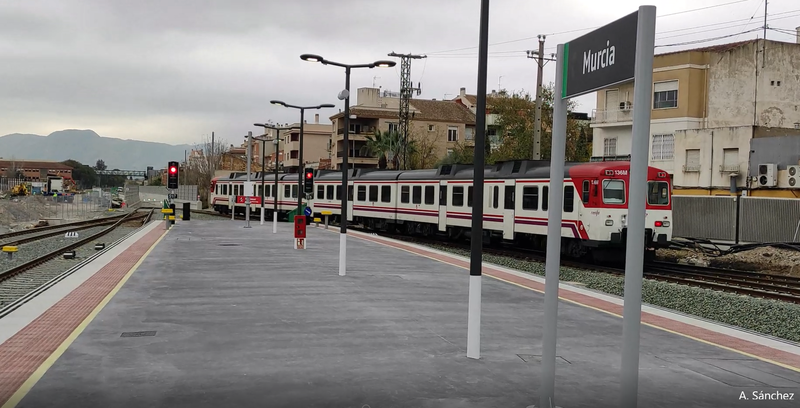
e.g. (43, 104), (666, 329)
(0, 160), (73, 170)
(330, 100), (476, 124)
(656, 39), (758, 57)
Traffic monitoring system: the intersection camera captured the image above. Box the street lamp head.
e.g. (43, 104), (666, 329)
(373, 60), (396, 68)
(270, 100), (286, 107)
(300, 54), (323, 63)
(254, 123), (266, 128)
(318, 104), (336, 109)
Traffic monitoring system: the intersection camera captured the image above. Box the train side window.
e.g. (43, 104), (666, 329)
(412, 186), (422, 204)
(492, 186), (499, 209)
(439, 185), (447, 206)
(291, 185), (298, 198)
(452, 186), (464, 206)
(564, 185), (574, 212)
(467, 186), (473, 207)
(542, 186), (549, 211)
(602, 180), (625, 204)
(327, 185), (334, 200)
(504, 186), (514, 209)
(336, 185), (341, 200)
(357, 185), (367, 201)
(582, 180), (590, 203)
(522, 186), (539, 210)
(348, 186), (353, 201)
(401, 186), (410, 203)
(424, 185), (435, 205)
(381, 185), (391, 203)
(368, 185), (378, 202)
(284, 185), (290, 198)
(317, 185), (324, 200)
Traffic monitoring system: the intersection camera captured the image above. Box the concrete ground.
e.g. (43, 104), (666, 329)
(16, 220), (800, 408)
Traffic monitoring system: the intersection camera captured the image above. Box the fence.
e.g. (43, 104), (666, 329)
(0, 177), (25, 193)
(139, 185), (198, 201)
(672, 195), (800, 243)
(124, 183), (141, 208)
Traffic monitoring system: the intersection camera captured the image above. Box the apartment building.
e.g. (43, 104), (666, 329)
(328, 87), (476, 169)
(279, 114), (331, 173)
(590, 35), (800, 196)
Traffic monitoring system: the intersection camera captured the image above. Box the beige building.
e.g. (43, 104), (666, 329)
(328, 87), (476, 169)
(590, 36), (800, 196)
(279, 114), (331, 172)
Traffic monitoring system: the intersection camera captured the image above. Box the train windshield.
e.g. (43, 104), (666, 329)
(602, 179), (625, 204)
(647, 181), (670, 205)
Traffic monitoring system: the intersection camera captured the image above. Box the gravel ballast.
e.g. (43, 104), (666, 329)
(423, 243), (800, 343)
(0, 225), (141, 308)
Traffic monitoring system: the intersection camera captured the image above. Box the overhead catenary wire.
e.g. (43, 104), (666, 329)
(424, 5), (800, 57)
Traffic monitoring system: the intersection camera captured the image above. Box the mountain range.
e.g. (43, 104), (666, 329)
(0, 130), (195, 170)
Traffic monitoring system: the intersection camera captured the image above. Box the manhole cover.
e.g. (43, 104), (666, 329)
(218, 243), (239, 246)
(121, 331), (157, 338)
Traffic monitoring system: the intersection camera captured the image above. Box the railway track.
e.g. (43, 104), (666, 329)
(349, 226), (800, 304)
(0, 209), (154, 316)
(0, 214), (127, 247)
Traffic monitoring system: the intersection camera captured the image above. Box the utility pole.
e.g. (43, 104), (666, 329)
(762, 0), (768, 68)
(388, 52), (426, 169)
(527, 35), (555, 160)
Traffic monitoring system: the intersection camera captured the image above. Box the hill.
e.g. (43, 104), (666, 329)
(0, 130), (195, 170)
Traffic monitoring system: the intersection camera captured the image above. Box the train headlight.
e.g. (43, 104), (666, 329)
(605, 219), (613, 226)
(662, 221), (670, 227)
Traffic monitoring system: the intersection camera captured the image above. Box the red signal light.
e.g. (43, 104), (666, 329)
(170, 166), (177, 174)
(306, 172), (313, 179)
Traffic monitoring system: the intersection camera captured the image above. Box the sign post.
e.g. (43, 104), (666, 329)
(537, 7), (655, 408)
(293, 215), (306, 249)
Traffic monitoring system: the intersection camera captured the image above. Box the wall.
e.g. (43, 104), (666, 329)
(673, 126), (752, 189)
(747, 133), (800, 187)
(706, 40), (800, 129)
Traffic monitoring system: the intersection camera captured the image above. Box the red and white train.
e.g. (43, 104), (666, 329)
(210, 160), (673, 259)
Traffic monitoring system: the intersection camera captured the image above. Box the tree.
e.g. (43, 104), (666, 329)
(3, 157), (23, 179)
(62, 159), (98, 189)
(486, 84), (591, 163)
(95, 159), (107, 171)
(182, 135), (230, 208)
(407, 123), (442, 170)
(435, 141), (474, 166)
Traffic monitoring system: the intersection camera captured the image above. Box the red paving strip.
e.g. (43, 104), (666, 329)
(0, 227), (165, 406)
(350, 231), (800, 370)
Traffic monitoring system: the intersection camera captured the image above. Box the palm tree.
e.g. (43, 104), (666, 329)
(363, 130), (402, 169)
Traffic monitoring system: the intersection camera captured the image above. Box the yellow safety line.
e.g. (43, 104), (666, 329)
(349, 230), (800, 374)
(2, 228), (169, 408)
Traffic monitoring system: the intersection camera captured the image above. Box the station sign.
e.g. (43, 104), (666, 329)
(562, 10), (639, 99)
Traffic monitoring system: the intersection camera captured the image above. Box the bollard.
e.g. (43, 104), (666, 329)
(325, 215), (329, 229)
(183, 202), (191, 221)
(169, 204), (176, 225)
(2, 246), (17, 260)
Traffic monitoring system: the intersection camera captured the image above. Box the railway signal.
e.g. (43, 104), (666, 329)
(303, 168), (314, 194)
(167, 161), (179, 189)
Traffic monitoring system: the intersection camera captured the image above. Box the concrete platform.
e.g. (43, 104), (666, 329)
(9, 219), (800, 407)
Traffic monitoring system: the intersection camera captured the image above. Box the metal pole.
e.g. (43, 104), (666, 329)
(339, 67), (351, 277)
(620, 6), (656, 408)
(211, 131), (215, 177)
(466, 0), (490, 360)
(538, 42), (568, 408)
(273, 134), (279, 234)
(245, 131), (252, 228)
(298, 109), (305, 216)
(532, 35), (545, 160)
(261, 139), (266, 225)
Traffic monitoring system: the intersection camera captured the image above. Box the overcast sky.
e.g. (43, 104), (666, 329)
(1, 0), (798, 146)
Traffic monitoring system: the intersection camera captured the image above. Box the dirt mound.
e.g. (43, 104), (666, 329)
(657, 245), (800, 277)
(0, 196), (58, 232)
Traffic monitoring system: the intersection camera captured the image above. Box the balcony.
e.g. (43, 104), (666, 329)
(336, 125), (377, 135)
(591, 108), (633, 126)
(682, 164), (701, 173)
(719, 164), (740, 173)
(337, 150), (377, 159)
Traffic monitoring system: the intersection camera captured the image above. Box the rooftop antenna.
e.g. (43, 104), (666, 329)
(373, 76), (380, 87)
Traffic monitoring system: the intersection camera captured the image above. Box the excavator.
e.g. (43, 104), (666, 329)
(10, 182), (30, 196)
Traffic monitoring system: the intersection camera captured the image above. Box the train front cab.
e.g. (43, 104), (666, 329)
(608, 170), (672, 251)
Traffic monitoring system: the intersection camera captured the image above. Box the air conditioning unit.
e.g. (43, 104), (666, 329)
(757, 163), (778, 187)
(788, 165), (800, 188)
(618, 101), (632, 110)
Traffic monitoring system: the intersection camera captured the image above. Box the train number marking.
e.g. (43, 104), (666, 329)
(614, 170), (628, 176)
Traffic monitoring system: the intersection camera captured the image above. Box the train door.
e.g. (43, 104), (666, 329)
(347, 182), (354, 222)
(502, 180), (515, 239)
(438, 182), (447, 232)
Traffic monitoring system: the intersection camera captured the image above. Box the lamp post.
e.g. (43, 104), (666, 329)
(249, 133), (270, 225)
(244, 131), (253, 228)
(254, 123), (298, 233)
(269, 101), (335, 217)
(299, 53), (395, 276)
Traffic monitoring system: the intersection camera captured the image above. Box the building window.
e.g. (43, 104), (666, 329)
(685, 149), (700, 171)
(428, 125), (435, 131)
(448, 126), (458, 142)
(651, 134), (674, 161)
(603, 138), (617, 156)
(387, 122), (398, 133)
(291, 133), (299, 142)
(722, 148), (739, 172)
(465, 127), (475, 141)
(653, 80), (678, 109)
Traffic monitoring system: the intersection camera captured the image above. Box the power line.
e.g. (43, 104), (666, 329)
(655, 27), (762, 48)
(423, 4), (800, 56)
(423, 0), (754, 55)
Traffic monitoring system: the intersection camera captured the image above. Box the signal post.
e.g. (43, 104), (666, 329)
(293, 168), (314, 250)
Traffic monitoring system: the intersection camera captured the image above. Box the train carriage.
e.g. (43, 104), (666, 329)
(210, 172), (302, 219)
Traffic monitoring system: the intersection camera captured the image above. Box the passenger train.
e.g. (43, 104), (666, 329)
(210, 160), (673, 260)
